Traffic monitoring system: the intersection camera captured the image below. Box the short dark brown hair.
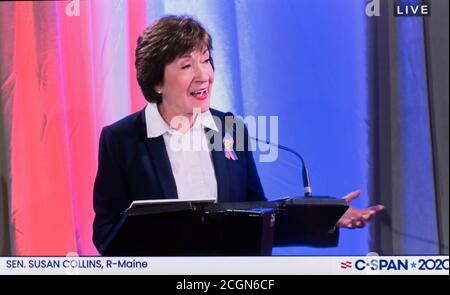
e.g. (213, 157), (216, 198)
(135, 15), (214, 104)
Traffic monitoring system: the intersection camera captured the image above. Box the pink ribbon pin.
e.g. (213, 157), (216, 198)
(223, 133), (238, 160)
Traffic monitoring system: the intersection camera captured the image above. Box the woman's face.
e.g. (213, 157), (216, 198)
(157, 48), (214, 121)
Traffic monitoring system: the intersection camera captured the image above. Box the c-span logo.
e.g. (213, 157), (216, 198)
(340, 258), (449, 272)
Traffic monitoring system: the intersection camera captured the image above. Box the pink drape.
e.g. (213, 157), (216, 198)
(1, 0), (148, 255)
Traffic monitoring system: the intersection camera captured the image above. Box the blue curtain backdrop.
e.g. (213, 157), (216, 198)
(395, 15), (438, 254)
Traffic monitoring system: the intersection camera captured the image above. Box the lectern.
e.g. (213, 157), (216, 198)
(100, 197), (348, 256)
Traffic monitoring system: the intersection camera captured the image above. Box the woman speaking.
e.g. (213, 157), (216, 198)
(92, 15), (383, 253)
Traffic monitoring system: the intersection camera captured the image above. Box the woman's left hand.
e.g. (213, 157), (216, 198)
(337, 191), (384, 229)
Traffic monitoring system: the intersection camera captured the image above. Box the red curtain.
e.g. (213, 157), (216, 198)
(0, 0), (149, 255)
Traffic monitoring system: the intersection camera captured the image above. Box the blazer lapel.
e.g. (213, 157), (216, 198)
(207, 118), (230, 203)
(139, 107), (177, 199)
(145, 135), (178, 199)
(211, 148), (230, 203)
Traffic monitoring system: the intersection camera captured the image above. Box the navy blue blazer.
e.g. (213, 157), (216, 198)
(93, 108), (266, 251)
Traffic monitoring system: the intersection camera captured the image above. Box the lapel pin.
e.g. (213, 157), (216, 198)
(223, 133), (238, 161)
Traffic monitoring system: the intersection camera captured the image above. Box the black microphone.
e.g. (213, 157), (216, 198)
(223, 112), (313, 198)
(249, 136), (313, 198)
